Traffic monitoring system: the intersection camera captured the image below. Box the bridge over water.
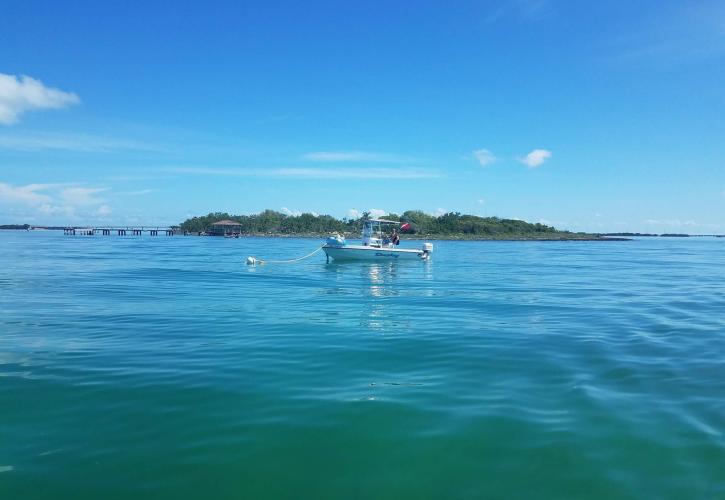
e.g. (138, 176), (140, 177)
(63, 227), (180, 236)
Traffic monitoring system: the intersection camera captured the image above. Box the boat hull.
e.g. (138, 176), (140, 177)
(323, 245), (427, 261)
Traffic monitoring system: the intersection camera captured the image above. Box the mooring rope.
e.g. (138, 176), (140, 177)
(246, 246), (324, 265)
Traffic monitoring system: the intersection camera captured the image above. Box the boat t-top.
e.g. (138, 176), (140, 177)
(322, 219), (433, 262)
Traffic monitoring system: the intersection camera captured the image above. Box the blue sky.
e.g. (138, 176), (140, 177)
(1, 0), (724, 233)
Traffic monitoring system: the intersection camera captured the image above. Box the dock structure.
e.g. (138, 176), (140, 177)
(63, 226), (181, 236)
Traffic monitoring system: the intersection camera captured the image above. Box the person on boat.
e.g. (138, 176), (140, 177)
(391, 228), (400, 246)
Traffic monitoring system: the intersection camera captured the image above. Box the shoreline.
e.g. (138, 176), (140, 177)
(202, 232), (632, 241)
(1, 227), (631, 241)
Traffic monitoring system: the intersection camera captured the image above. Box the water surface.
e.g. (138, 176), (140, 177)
(1, 232), (724, 498)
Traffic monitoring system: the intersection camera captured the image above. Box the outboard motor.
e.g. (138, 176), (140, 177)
(422, 242), (433, 259)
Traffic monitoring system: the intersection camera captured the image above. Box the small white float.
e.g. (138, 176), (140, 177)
(322, 219), (432, 262)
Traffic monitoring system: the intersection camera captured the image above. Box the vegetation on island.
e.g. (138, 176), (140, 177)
(179, 210), (609, 240)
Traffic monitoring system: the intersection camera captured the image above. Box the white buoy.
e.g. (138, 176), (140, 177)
(246, 256), (257, 265)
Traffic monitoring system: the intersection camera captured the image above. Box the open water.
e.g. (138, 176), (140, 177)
(1, 231), (724, 499)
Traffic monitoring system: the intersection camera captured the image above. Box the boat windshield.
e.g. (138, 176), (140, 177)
(362, 219), (399, 243)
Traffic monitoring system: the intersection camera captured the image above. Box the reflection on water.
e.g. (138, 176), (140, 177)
(362, 262), (398, 298)
(362, 263), (396, 331)
(323, 261), (435, 331)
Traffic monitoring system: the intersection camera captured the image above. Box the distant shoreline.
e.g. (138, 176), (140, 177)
(6, 226), (725, 240)
(1, 227), (628, 241)
(194, 233), (631, 241)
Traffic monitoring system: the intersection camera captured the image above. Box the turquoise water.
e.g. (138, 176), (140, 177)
(1, 231), (724, 499)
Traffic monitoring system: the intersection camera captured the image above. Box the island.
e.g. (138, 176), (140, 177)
(179, 210), (627, 241)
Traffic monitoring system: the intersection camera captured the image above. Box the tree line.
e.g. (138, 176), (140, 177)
(179, 210), (566, 236)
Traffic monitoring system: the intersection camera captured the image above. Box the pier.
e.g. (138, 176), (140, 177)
(63, 227), (181, 236)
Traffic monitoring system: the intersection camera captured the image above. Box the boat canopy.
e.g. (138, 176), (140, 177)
(366, 219), (400, 224)
(362, 219), (400, 246)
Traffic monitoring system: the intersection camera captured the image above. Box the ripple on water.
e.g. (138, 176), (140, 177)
(0, 233), (724, 498)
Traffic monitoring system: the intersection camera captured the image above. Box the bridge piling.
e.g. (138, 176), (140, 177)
(64, 226), (177, 237)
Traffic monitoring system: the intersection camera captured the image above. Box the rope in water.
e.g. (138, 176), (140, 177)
(246, 246), (324, 265)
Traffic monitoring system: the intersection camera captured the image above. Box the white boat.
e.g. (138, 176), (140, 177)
(323, 219), (432, 262)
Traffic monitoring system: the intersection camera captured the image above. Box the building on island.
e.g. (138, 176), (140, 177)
(209, 219), (242, 236)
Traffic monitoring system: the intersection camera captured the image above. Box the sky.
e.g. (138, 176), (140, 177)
(1, 0), (724, 233)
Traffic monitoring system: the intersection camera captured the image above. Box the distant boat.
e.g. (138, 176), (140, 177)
(323, 219), (432, 262)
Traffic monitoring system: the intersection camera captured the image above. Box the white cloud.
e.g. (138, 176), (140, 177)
(37, 203), (74, 216)
(280, 206), (302, 216)
(0, 132), (159, 152)
(346, 208), (389, 219)
(117, 189), (154, 196)
(60, 187), (108, 206)
(95, 205), (112, 217)
(435, 208), (446, 216)
(477, 198), (485, 205)
(0, 182), (110, 223)
(0, 183), (53, 205)
(302, 151), (408, 163)
(0, 74), (79, 125)
(473, 149), (496, 167)
(519, 149), (552, 168)
(165, 166), (440, 179)
(274, 168), (437, 179)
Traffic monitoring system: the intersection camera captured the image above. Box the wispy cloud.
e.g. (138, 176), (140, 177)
(117, 189), (155, 196)
(518, 149), (552, 168)
(95, 204), (112, 217)
(0, 132), (162, 152)
(275, 168), (437, 179)
(165, 166), (440, 179)
(473, 149), (496, 167)
(605, 1), (725, 65)
(280, 206), (301, 216)
(0, 74), (79, 125)
(345, 208), (389, 219)
(0, 183), (54, 205)
(105, 174), (166, 182)
(0, 182), (110, 222)
(59, 187), (109, 206)
(302, 151), (411, 163)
